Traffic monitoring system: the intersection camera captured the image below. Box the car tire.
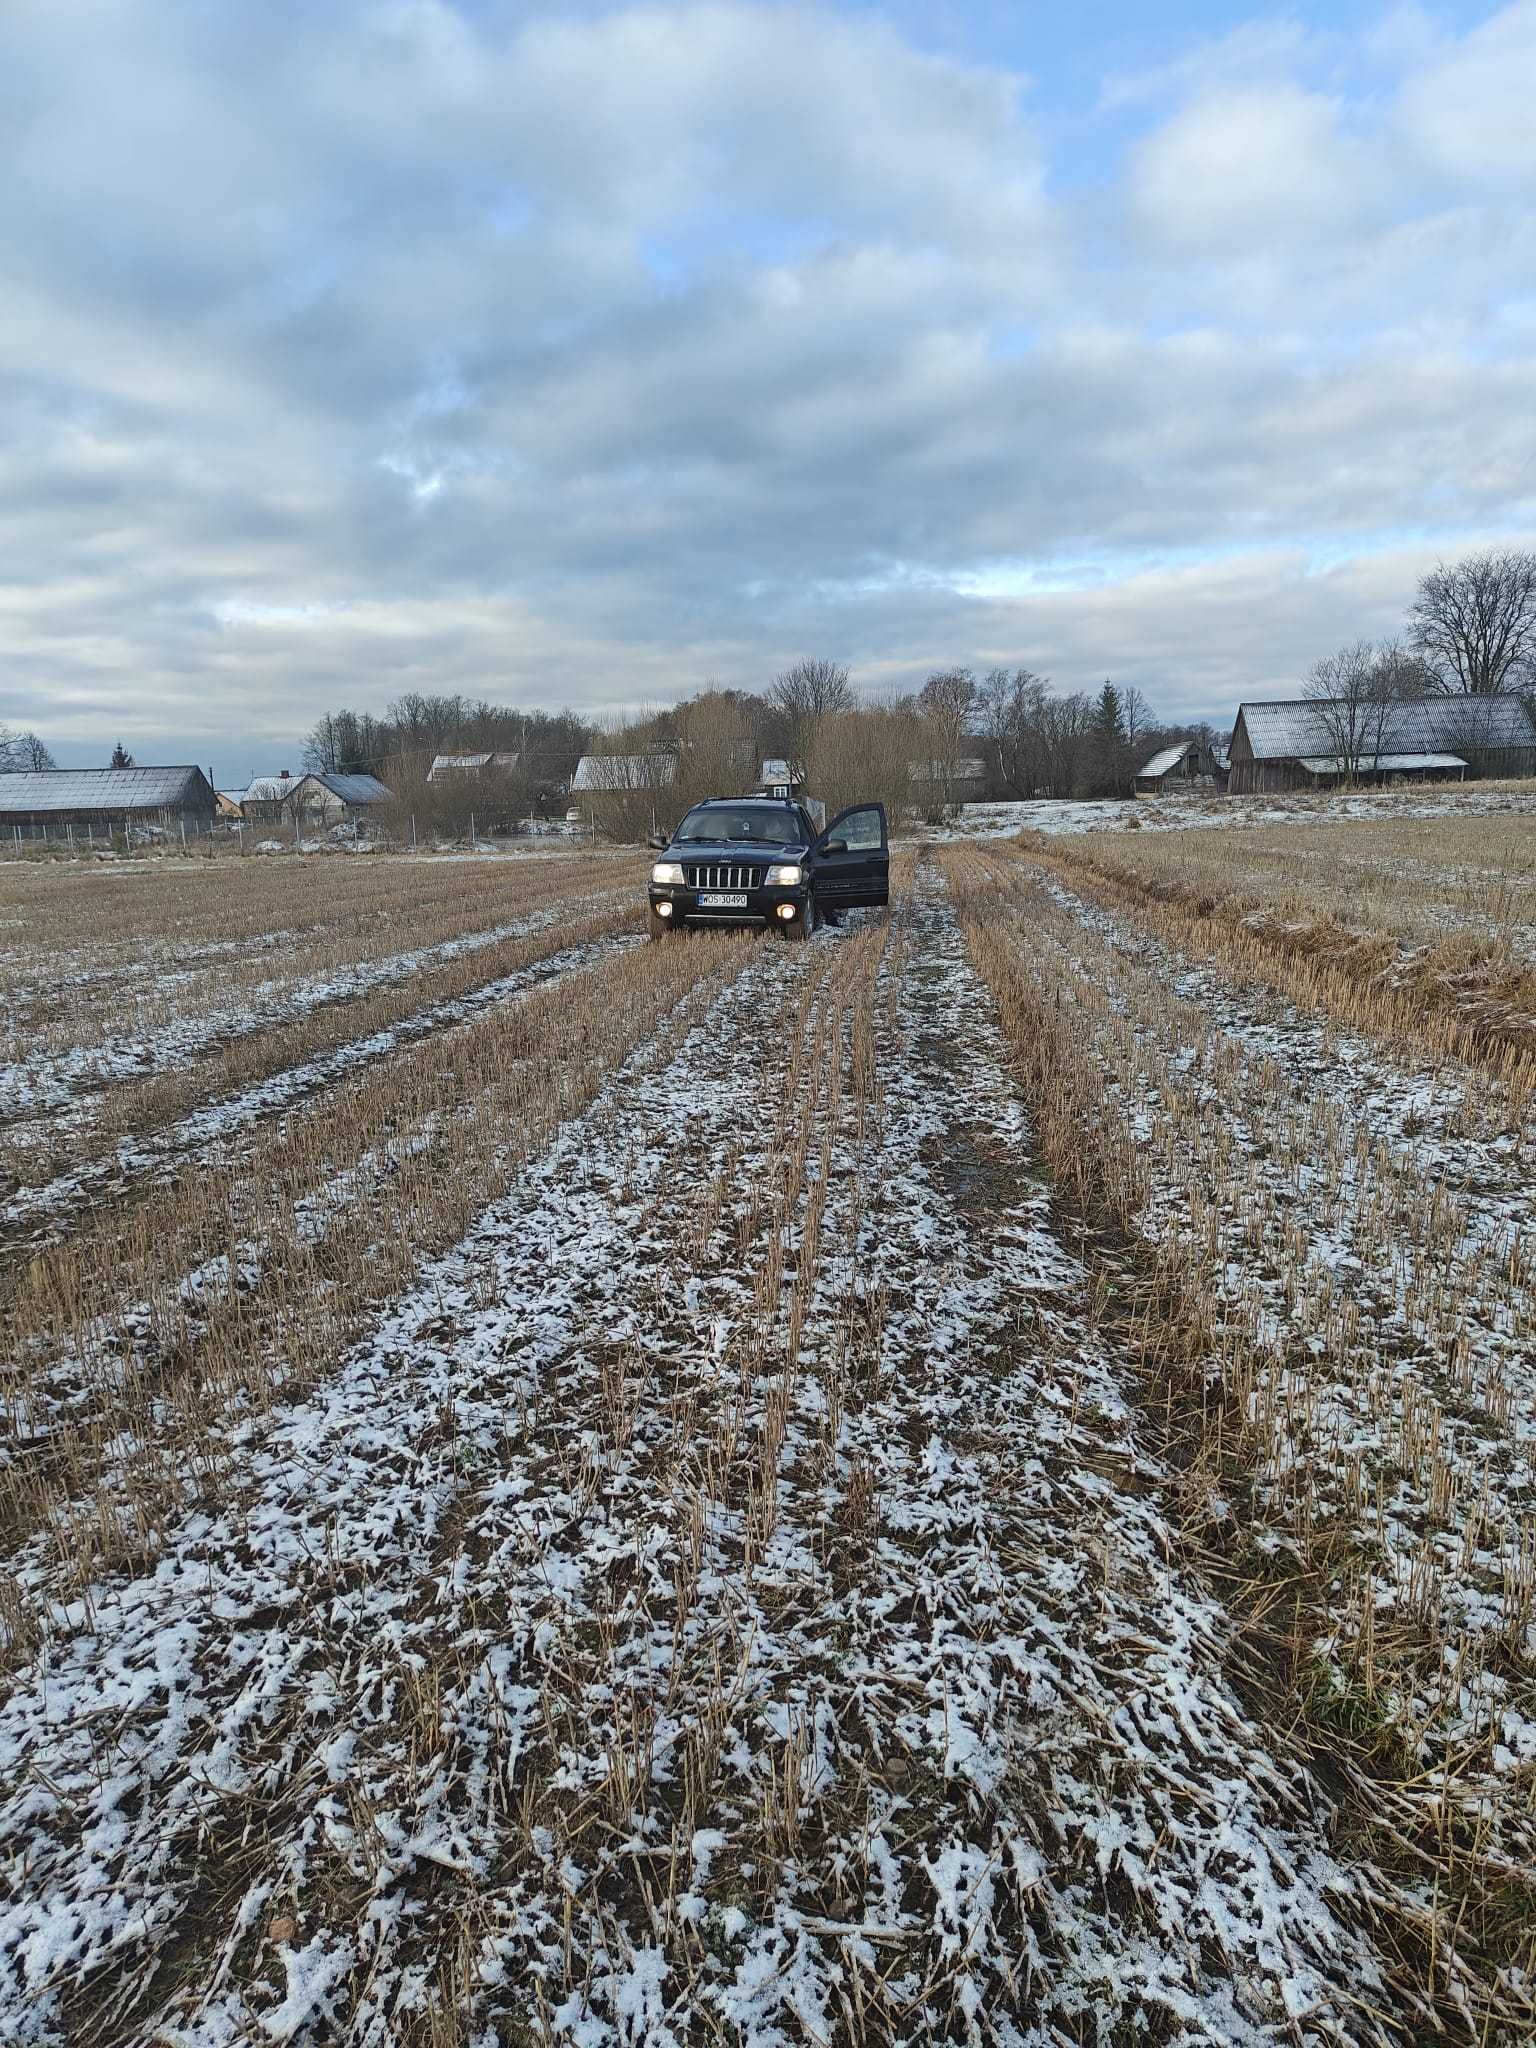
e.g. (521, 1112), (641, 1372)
(780, 896), (816, 942)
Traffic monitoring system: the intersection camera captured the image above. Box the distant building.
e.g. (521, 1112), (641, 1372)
(1135, 740), (1225, 796)
(1227, 697), (1536, 794)
(0, 766), (218, 831)
(569, 753), (678, 794)
(293, 772), (392, 823)
(427, 751), (521, 782)
(214, 790), (245, 820)
(240, 772), (301, 822)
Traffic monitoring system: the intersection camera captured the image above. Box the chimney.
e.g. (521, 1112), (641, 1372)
(280, 769), (290, 780)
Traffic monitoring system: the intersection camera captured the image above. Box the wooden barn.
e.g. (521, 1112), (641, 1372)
(1134, 740), (1226, 796)
(0, 765), (218, 833)
(1227, 697), (1536, 794)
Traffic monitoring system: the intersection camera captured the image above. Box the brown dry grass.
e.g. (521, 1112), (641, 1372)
(945, 838), (1536, 2036)
(2, 922), (756, 1656)
(1032, 815), (1536, 1091)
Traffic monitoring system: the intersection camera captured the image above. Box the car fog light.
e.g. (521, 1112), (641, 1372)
(656, 900), (673, 917)
(777, 902), (797, 920)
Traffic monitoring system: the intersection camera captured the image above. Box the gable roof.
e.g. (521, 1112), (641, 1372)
(310, 772), (391, 804)
(1236, 696), (1536, 761)
(0, 766), (212, 813)
(241, 776), (299, 803)
(1137, 742), (1195, 779)
(570, 753), (677, 792)
(427, 752), (520, 779)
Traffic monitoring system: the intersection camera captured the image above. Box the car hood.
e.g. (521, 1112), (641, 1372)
(665, 839), (809, 861)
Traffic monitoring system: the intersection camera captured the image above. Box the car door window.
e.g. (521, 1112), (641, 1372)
(835, 806), (884, 851)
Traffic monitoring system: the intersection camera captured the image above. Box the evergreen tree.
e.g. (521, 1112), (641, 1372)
(110, 741), (134, 769)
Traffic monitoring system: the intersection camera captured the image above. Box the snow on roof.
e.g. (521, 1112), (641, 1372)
(241, 776), (298, 803)
(570, 753), (677, 792)
(0, 766), (211, 813)
(1299, 752), (1468, 775)
(1237, 696), (1536, 761)
(312, 772), (391, 804)
(1137, 743), (1194, 779)
(426, 752), (520, 780)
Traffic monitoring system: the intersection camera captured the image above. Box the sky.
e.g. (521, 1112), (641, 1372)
(3, 0), (1534, 776)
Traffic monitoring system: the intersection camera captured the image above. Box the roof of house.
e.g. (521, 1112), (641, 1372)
(311, 772), (391, 804)
(570, 753), (678, 792)
(241, 776), (298, 803)
(1137, 743), (1195, 779)
(0, 766), (212, 813)
(1299, 752), (1468, 776)
(427, 752), (520, 779)
(1236, 696), (1536, 761)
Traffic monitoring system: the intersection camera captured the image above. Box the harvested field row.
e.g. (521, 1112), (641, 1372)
(1, 922), (756, 1642)
(0, 868), (1416, 2046)
(1033, 825), (1536, 1090)
(0, 890), (641, 1209)
(946, 842), (1536, 2034)
(2, 858), (641, 1121)
(0, 849), (633, 999)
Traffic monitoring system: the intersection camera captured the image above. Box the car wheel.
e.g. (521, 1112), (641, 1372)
(780, 896), (816, 942)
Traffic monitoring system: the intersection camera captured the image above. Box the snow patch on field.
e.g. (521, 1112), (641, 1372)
(0, 891), (1400, 2044)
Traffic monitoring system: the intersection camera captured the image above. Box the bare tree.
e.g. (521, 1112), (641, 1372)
(1410, 548), (1536, 697)
(917, 668), (977, 818)
(0, 726), (56, 772)
(807, 702), (920, 823)
(1369, 636), (1437, 701)
(1303, 640), (1404, 779)
(978, 667), (1051, 798)
(770, 659), (854, 779)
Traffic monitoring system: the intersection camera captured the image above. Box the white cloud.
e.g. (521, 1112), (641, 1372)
(1, 0), (1534, 763)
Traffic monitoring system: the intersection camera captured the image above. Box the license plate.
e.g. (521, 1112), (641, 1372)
(698, 892), (749, 908)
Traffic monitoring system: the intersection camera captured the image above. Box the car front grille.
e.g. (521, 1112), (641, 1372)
(684, 863), (759, 891)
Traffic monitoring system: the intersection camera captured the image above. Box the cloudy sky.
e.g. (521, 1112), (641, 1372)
(5, 0), (1535, 774)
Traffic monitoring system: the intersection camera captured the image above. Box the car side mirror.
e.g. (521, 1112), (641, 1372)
(822, 837), (848, 855)
(645, 832), (666, 849)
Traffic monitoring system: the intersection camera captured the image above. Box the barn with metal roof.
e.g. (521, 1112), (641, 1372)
(1228, 697), (1536, 793)
(0, 766), (217, 830)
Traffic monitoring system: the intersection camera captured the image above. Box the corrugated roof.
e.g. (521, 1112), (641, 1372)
(0, 766), (210, 813)
(1137, 743), (1193, 779)
(570, 754), (678, 792)
(1299, 752), (1468, 774)
(426, 752), (520, 779)
(1237, 697), (1536, 761)
(313, 773), (391, 804)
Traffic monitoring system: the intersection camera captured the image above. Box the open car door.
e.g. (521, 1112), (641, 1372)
(809, 802), (889, 913)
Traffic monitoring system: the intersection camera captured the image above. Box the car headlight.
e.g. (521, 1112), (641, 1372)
(764, 863), (803, 886)
(651, 861), (685, 885)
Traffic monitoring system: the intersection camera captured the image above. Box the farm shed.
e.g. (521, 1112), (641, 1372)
(1227, 697), (1536, 794)
(214, 790), (245, 820)
(1134, 740), (1224, 795)
(0, 765), (218, 832)
(427, 752), (521, 782)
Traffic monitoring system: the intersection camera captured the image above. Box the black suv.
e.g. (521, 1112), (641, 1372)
(647, 797), (889, 940)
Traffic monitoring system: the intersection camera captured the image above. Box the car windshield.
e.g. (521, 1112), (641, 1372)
(673, 805), (803, 845)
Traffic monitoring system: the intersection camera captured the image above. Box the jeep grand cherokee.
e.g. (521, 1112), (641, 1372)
(647, 797), (889, 940)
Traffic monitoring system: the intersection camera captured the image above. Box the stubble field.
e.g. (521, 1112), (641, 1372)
(3, 809), (1536, 2047)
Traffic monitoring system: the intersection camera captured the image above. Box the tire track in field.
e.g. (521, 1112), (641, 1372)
(0, 922), (641, 1259)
